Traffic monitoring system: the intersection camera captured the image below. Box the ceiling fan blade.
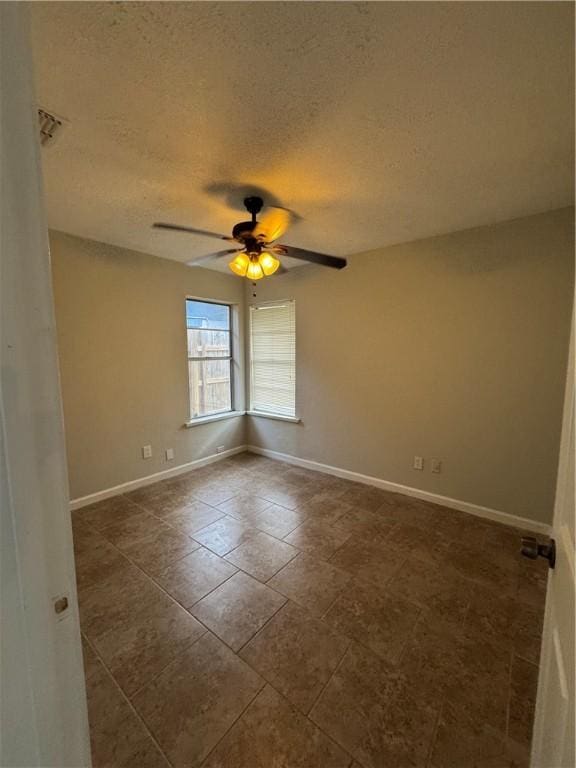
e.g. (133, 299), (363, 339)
(273, 244), (347, 270)
(253, 207), (291, 243)
(186, 248), (240, 267)
(153, 222), (232, 240)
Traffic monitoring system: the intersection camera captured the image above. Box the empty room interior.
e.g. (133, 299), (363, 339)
(2, 2), (575, 768)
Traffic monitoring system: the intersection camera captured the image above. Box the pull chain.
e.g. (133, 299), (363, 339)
(252, 281), (257, 299)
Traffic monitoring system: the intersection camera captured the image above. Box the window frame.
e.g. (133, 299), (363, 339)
(185, 297), (234, 421)
(248, 299), (297, 421)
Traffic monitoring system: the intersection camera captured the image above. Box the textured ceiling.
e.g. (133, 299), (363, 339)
(31, 2), (574, 271)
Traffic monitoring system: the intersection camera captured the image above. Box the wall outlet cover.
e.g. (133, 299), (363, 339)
(166, 448), (175, 461)
(413, 456), (424, 471)
(431, 458), (442, 474)
(142, 445), (152, 459)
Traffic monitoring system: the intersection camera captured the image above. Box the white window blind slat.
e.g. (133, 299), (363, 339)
(249, 301), (296, 417)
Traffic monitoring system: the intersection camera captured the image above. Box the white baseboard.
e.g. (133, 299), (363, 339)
(69, 445), (248, 511)
(247, 445), (551, 536)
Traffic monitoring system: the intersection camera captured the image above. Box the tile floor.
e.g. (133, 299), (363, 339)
(73, 452), (547, 767)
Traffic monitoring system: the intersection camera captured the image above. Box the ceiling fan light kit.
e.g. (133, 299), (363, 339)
(229, 251), (281, 279)
(153, 196), (347, 279)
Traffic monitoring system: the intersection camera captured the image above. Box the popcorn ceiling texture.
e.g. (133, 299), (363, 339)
(31, 2), (574, 270)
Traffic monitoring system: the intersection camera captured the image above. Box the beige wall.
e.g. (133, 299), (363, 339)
(50, 231), (246, 500)
(246, 208), (574, 524)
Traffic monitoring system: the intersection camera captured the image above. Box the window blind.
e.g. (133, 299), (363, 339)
(249, 301), (296, 417)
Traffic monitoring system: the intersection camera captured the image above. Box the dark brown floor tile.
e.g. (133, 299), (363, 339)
(447, 541), (519, 596)
(74, 529), (133, 591)
(324, 578), (420, 663)
(240, 601), (350, 713)
(92, 599), (205, 696)
(463, 586), (518, 647)
(284, 519), (351, 560)
(430, 700), (507, 768)
(153, 547), (236, 608)
(474, 738), (531, 768)
(163, 500), (225, 534)
(338, 484), (387, 513)
(257, 483), (316, 510)
(311, 641), (437, 768)
(297, 494), (353, 526)
(377, 495), (441, 528)
(330, 536), (407, 588)
(86, 656), (170, 768)
(513, 601), (544, 664)
(217, 493), (271, 519)
(79, 564), (168, 640)
(516, 557), (548, 609)
(119, 527), (200, 577)
(336, 507), (397, 545)
(434, 509), (491, 549)
(224, 531), (299, 581)
(139, 490), (200, 517)
(190, 571), (286, 651)
(249, 502), (307, 539)
(132, 633), (264, 768)
(399, 620), (511, 731)
(192, 483), (239, 507)
(282, 467), (318, 486)
(192, 515), (258, 556)
(463, 585), (544, 663)
(385, 521), (449, 564)
(482, 523), (526, 571)
(388, 556), (471, 635)
(508, 656), (539, 747)
(76, 496), (144, 531)
(99, 511), (167, 548)
(204, 684), (351, 768)
(267, 553), (352, 616)
(123, 483), (172, 506)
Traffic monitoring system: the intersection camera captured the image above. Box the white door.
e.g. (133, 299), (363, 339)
(531, 320), (575, 768)
(0, 5), (90, 766)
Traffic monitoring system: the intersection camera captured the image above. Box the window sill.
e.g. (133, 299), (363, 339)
(247, 410), (301, 424)
(184, 410), (245, 428)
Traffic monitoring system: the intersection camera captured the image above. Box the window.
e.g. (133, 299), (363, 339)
(186, 299), (232, 419)
(249, 301), (296, 418)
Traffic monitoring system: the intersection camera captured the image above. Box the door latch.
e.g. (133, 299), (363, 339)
(521, 537), (556, 569)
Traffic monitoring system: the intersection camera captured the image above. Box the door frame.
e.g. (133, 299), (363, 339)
(530, 313), (575, 767)
(0, 5), (91, 766)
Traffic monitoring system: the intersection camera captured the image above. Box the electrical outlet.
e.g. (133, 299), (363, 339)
(413, 456), (424, 471)
(431, 458), (442, 474)
(166, 448), (174, 461)
(216, 445), (226, 454)
(142, 444), (152, 459)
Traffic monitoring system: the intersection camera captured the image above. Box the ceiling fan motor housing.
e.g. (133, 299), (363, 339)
(232, 220), (257, 242)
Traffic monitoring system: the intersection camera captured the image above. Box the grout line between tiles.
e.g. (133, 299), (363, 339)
(265, 677), (358, 766)
(82, 632), (175, 768)
(306, 633), (352, 717)
(233, 594), (290, 656)
(76, 457), (544, 766)
(505, 647), (515, 742)
(196, 672), (267, 767)
(424, 700), (444, 768)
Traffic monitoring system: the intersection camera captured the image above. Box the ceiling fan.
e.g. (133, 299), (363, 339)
(153, 196), (347, 280)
